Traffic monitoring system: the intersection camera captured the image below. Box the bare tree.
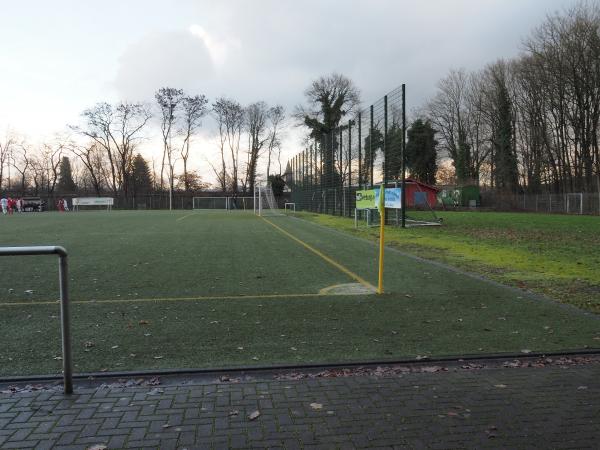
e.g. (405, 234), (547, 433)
(29, 141), (63, 196)
(427, 69), (475, 184)
(243, 101), (269, 194)
(11, 143), (32, 194)
(179, 94), (208, 191)
(0, 132), (16, 190)
(113, 103), (152, 199)
(212, 98), (243, 192)
(72, 102), (151, 198)
(155, 88), (184, 209)
(266, 105), (286, 178)
(69, 141), (107, 195)
(73, 103), (118, 195)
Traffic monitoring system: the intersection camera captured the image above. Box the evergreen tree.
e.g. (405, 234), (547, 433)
(57, 156), (77, 193)
(405, 119), (438, 185)
(491, 75), (518, 191)
(130, 154), (153, 196)
(384, 124), (403, 181)
(268, 174), (286, 197)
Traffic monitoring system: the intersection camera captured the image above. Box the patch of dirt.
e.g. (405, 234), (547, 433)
(319, 283), (376, 295)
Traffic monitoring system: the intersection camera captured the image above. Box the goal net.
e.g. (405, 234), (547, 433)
(566, 193), (583, 214)
(254, 185), (282, 216)
(193, 197), (228, 210)
(227, 196), (255, 211)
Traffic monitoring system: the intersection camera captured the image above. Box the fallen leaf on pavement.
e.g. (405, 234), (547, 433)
(310, 403), (323, 410)
(248, 410), (261, 420)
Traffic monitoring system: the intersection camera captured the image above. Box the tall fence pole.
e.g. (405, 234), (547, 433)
(401, 84), (406, 228)
(358, 112), (362, 189)
(383, 95), (388, 190)
(370, 105), (374, 188)
(348, 119), (352, 217)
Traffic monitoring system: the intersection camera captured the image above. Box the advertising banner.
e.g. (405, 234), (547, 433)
(356, 188), (402, 209)
(72, 197), (114, 206)
(355, 190), (376, 209)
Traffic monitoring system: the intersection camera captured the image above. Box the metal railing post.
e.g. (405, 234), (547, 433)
(0, 246), (73, 394)
(58, 252), (73, 394)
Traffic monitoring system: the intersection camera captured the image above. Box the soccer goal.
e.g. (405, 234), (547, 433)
(254, 185), (282, 216)
(192, 197), (228, 210)
(566, 193), (583, 214)
(227, 196), (255, 211)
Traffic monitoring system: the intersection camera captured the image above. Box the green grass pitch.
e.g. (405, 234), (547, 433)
(0, 210), (598, 376)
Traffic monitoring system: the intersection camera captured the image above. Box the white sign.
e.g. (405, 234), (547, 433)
(72, 197), (114, 206)
(374, 188), (402, 209)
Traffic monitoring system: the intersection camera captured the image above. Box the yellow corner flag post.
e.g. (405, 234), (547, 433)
(377, 185), (386, 294)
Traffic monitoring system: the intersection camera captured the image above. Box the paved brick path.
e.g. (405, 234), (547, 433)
(0, 360), (599, 449)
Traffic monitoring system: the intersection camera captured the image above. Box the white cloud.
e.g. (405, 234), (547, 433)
(113, 30), (215, 102)
(189, 24), (241, 67)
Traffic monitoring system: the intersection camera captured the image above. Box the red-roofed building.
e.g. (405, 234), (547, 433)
(402, 179), (439, 208)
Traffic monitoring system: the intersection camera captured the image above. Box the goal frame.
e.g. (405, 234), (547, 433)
(192, 197), (228, 210)
(253, 185), (282, 216)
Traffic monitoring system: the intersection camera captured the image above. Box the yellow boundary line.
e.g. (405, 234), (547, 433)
(0, 215), (377, 307)
(176, 212), (196, 222)
(260, 216), (376, 291)
(0, 290), (372, 307)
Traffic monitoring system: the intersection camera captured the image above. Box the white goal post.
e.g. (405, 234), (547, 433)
(193, 197), (228, 210)
(254, 185), (282, 216)
(73, 197), (113, 211)
(192, 196), (255, 210)
(566, 193), (583, 215)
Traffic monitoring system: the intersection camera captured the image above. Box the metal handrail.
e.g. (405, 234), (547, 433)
(0, 246), (73, 394)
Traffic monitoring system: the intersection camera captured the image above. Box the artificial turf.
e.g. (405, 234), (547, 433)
(0, 210), (598, 376)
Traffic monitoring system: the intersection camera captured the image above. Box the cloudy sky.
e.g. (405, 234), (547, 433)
(0, 0), (579, 183)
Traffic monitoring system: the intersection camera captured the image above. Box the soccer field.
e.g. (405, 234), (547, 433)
(0, 210), (598, 376)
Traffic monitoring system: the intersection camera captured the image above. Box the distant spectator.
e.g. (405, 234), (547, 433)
(57, 198), (65, 212)
(0, 197), (7, 215)
(63, 198), (69, 212)
(7, 197), (14, 215)
(16, 198), (23, 213)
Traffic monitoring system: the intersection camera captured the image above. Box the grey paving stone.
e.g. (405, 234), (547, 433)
(0, 362), (599, 448)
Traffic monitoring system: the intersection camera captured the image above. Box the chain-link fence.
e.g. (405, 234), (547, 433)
(480, 191), (600, 215)
(287, 85), (428, 224)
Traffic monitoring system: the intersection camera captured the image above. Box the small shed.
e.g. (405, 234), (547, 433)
(403, 179), (439, 208)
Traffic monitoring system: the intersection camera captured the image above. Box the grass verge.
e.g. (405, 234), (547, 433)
(296, 210), (600, 314)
